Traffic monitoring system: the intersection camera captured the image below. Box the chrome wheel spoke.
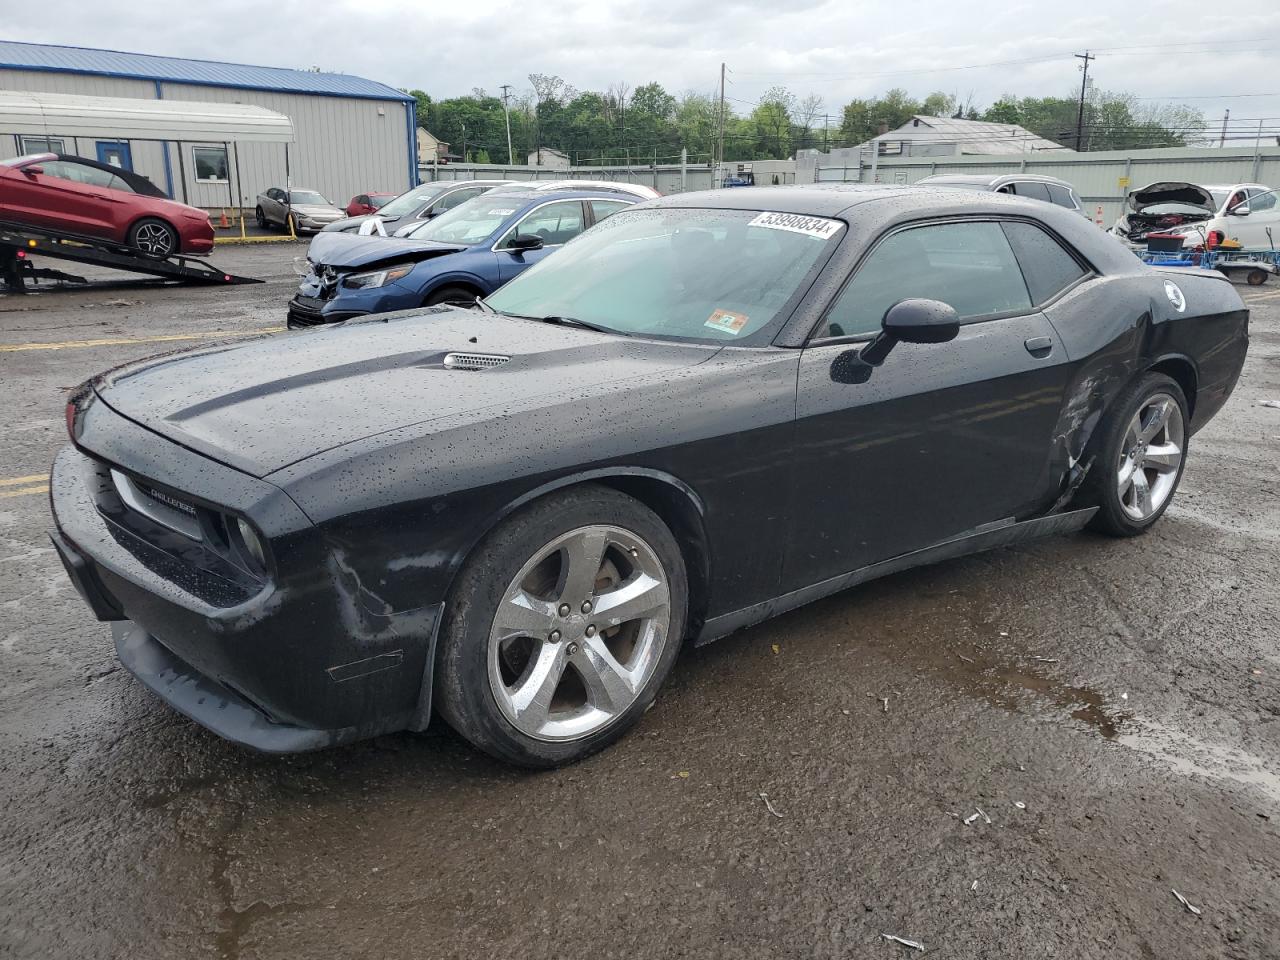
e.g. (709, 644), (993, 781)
(1131, 469), (1153, 517)
(494, 590), (558, 639)
(593, 573), (668, 629)
(1117, 456), (1138, 495)
(1145, 442), (1181, 473)
(572, 636), (636, 712)
(508, 641), (566, 727)
(559, 528), (608, 604)
(1139, 399), (1173, 442)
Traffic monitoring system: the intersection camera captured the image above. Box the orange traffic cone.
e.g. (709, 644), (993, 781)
(219, 209), (230, 229)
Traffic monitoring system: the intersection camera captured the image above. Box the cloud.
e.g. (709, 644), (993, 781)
(12, 0), (1280, 127)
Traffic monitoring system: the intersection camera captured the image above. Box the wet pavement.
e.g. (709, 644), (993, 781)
(1, 246), (1278, 959)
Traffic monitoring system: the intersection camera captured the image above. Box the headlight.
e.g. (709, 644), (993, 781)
(235, 517), (268, 573)
(343, 265), (414, 289)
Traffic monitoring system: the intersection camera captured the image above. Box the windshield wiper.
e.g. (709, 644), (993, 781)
(473, 297), (497, 314)
(523, 314), (623, 335)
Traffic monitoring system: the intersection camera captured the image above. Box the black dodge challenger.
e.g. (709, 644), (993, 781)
(49, 185), (1248, 767)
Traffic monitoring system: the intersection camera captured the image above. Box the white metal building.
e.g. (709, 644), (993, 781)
(0, 41), (417, 212)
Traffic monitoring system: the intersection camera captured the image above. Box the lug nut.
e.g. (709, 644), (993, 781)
(581, 600), (593, 614)
(566, 642), (579, 656)
(549, 630), (561, 642)
(558, 603), (571, 617)
(585, 624), (596, 637)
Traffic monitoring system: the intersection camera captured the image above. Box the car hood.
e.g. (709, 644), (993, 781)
(322, 213), (407, 233)
(305, 231), (469, 269)
(292, 204), (343, 218)
(91, 312), (716, 478)
(1128, 182), (1217, 214)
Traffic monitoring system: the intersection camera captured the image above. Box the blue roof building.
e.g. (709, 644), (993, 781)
(0, 41), (419, 208)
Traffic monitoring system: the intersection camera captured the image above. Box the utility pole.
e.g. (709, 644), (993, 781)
(1219, 108), (1231, 148)
(1074, 51), (1094, 151)
(717, 62), (726, 187)
(499, 84), (514, 165)
(461, 122), (467, 164)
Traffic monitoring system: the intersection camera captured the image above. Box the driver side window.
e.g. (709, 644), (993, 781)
(822, 221), (1032, 338)
(500, 200), (585, 249)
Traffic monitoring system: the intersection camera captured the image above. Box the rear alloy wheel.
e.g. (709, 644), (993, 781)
(128, 218), (178, 258)
(1081, 372), (1189, 536)
(435, 485), (687, 767)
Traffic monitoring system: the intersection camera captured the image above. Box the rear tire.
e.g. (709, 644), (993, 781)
(255, 206), (269, 229)
(434, 485), (688, 768)
(424, 285), (480, 308)
(127, 218), (178, 258)
(1078, 372), (1189, 537)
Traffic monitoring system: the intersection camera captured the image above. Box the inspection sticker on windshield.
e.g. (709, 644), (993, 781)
(705, 308), (749, 335)
(749, 211), (843, 240)
(486, 207), (517, 216)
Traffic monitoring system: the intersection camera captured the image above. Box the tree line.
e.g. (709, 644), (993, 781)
(406, 79), (1207, 166)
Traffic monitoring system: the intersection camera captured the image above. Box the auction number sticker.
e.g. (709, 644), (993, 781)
(487, 207), (517, 216)
(705, 308), (749, 335)
(748, 211), (843, 240)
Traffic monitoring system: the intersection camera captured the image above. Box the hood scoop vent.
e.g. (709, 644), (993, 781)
(443, 352), (511, 371)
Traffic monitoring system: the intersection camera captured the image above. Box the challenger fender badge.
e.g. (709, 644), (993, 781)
(1164, 280), (1186, 312)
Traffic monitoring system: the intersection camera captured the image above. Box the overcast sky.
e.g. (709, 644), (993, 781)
(11, 1), (1280, 139)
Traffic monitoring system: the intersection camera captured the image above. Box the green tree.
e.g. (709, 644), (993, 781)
(920, 91), (956, 118)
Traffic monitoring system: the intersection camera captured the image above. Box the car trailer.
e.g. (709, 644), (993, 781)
(0, 221), (261, 293)
(1140, 248), (1279, 286)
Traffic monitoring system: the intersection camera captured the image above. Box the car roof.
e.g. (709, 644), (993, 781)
(481, 187), (645, 204)
(918, 172), (1075, 188)
(649, 183), (966, 217)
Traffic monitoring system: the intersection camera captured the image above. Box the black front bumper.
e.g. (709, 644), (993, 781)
(49, 410), (443, 753)
(287, 294), (364, 329)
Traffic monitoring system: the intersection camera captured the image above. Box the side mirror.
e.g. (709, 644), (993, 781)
(507, 233), (544, 252)
(23, 165), (43, 177)
(1231, 204), (1251, 217)
(860, 298), (960, 366)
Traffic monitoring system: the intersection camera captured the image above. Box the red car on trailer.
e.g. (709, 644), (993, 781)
(0, 153), (214, 257)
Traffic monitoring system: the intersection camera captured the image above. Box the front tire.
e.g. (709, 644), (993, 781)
(434, 485), (688, 767)
(1080, 372), (1189, 537)
(424, 285), (480, 308)
(255, 206), (269, 229)
(127, 218), (178, 258)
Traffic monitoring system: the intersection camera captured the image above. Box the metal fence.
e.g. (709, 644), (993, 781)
(419, 161), (715, 195)
(800, 145), (1280, 224)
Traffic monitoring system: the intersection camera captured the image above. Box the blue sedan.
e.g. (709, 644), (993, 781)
(287, 188), (638, 328)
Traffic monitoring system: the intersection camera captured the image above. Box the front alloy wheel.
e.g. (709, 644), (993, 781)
(434, 484), (687, 767)
(488, 525), (671, 742)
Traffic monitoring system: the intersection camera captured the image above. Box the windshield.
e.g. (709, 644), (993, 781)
(486, 207), (844, 343)
(369, 194), (392, 208)
(378, 183), (449, 217)
(405, 196), (524, 244)
(290, 190), (329, 205)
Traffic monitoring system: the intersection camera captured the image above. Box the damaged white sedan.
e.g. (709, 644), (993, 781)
(1111, 181), (1279, 249)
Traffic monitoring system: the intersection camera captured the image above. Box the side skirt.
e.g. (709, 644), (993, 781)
(696, 507), (1097, 645)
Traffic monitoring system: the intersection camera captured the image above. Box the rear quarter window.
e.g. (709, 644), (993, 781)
(1001, 221), (1089, 305)
(1013, 181), (1052, 202)
(1046, 184), (1077, 209)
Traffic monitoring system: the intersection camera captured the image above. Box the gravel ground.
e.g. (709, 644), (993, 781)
(1, 244), (1278, 960)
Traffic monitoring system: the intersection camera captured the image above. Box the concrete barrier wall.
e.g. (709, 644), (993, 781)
(805, 146), (1280, 224)
(419, 162), (715, 195)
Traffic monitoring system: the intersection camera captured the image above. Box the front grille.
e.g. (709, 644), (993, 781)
(443, 352), (511, 370)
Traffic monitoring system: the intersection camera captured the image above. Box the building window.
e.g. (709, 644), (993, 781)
(21, 136), (65, 154)
(192, 146), (229, 183)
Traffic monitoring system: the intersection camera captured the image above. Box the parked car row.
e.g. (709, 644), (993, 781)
(288, 180), (660, 327)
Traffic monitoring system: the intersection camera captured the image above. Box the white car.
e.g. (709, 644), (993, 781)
(1112, 181), (1280, 250)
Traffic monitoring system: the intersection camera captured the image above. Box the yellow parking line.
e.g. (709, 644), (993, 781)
(0, 327), (283, 353)
(0, 484), (48, 499)
(0, 474), (46, 486)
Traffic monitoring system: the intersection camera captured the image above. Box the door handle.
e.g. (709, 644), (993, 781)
(1024, 336), (1053, 358)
